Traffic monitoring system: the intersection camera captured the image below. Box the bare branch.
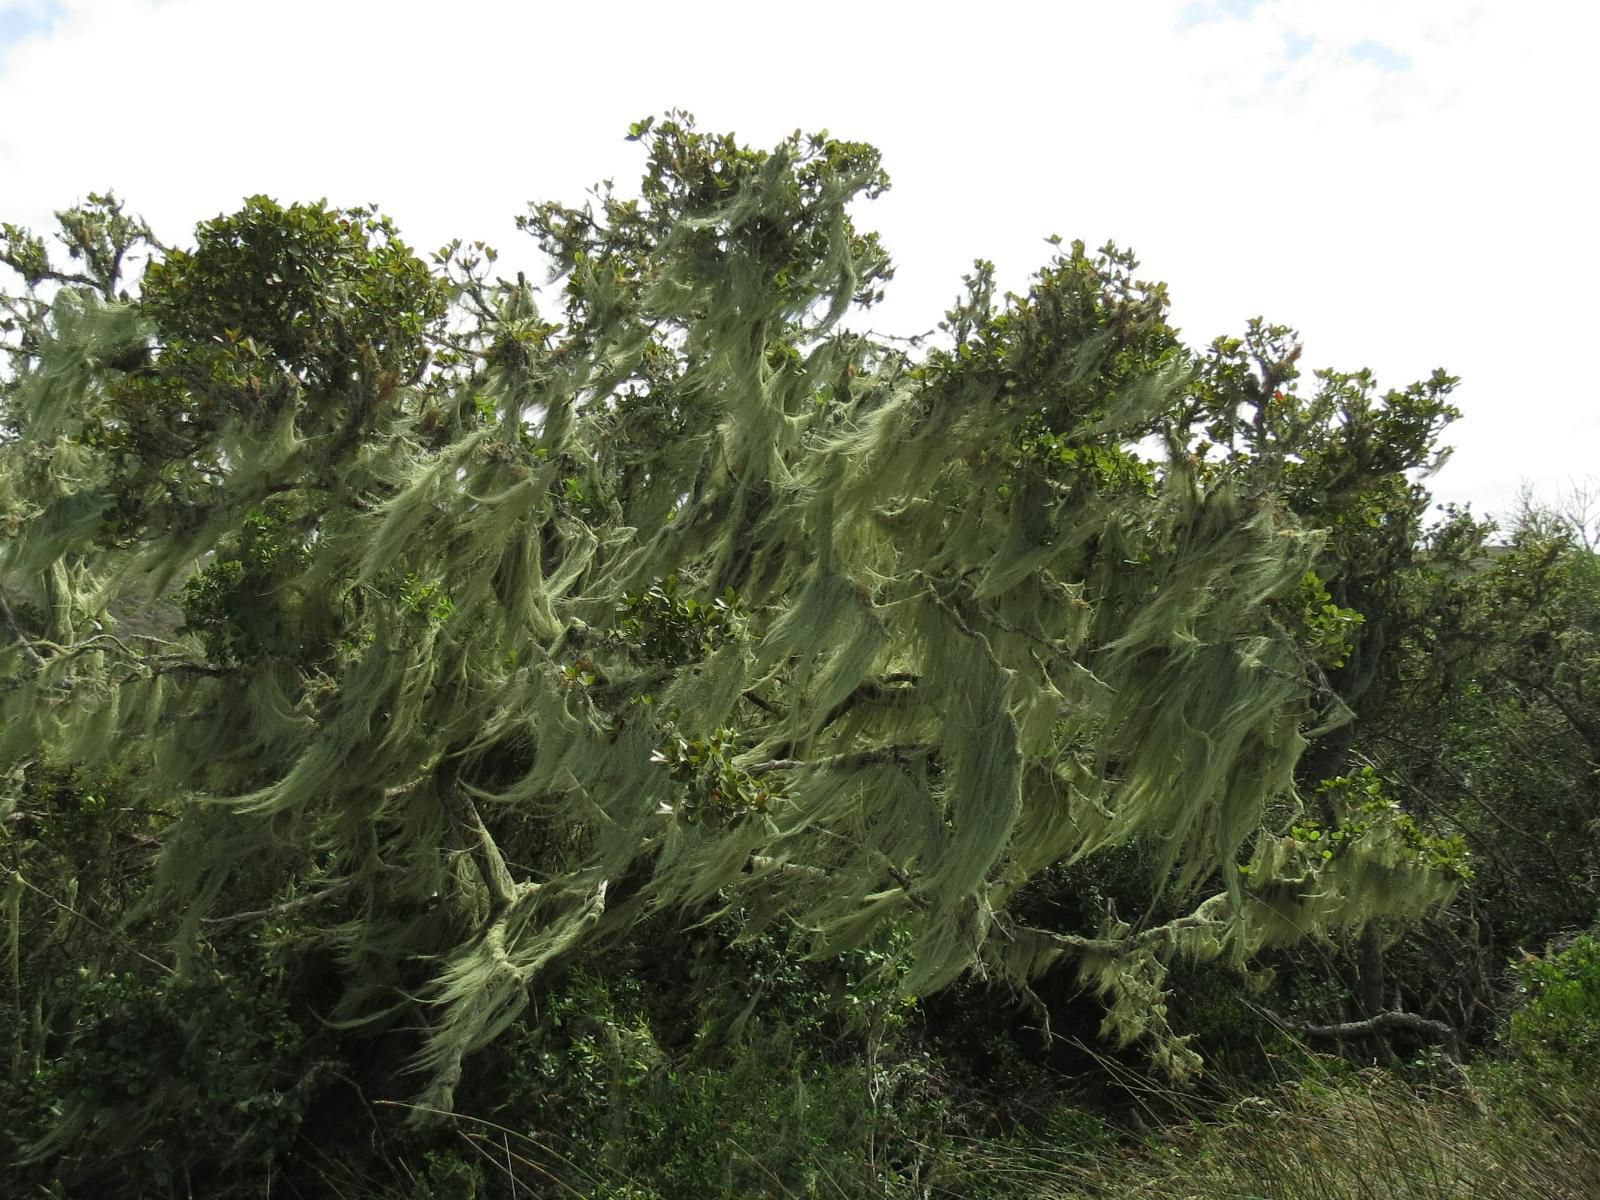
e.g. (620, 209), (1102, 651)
(203, 878), (357, 928)
(1282, 1008), (1462, 1063)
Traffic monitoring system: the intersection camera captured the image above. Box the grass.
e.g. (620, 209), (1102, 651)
(940, 1057), (1600, 1200)
(299, 1049), (1599, 1199)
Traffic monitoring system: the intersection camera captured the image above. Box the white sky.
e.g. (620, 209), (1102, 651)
(1, 0), (1594, 523)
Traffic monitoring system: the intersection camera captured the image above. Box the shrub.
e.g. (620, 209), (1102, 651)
(1504, 932), (1600, 1067)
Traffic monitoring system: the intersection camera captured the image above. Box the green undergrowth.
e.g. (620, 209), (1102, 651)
(6, 790), (1598, 1199)
(6, 940), (1600, 1199)
(410, 1043), (1600, 1200)
(312, 1037), (1600, 1200)
(406, 931), (1600, 1200)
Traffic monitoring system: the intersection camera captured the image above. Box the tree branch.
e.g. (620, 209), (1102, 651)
(743, 742), (930, 777)
(1508, 672), (1600, 758)
(0, 587), (45, 667)
(816, 672), (919, 732)
(1015, 891), (1237, 957)
(1282, 1008), (1462, 1063)
(437, 760), (521, 914)
(203, 878), (357, 928)
(740, 688), (784, 717)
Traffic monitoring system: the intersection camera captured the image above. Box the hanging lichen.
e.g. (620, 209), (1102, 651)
(0, 118), (1465, 1114)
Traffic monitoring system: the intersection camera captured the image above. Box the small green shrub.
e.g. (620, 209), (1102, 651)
(21, 966), (318, 1196)
(1505, 932), (1600, 1067)
(410, 1149), (486, 1200)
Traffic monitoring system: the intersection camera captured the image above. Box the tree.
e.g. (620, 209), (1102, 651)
(1340, 497), (1600, 1042)
(1173, 316), (1472, 1039)
(0, 117), (1465, 1125)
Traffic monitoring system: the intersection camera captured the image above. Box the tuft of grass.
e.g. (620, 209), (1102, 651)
(939, 1054), (1600, 1200)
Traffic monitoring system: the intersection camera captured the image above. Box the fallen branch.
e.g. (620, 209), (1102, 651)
(1287, 1009), (1462, 1062)
(1271, 1007), (1485, 1109)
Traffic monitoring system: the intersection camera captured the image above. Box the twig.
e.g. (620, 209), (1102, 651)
(0, 588), (46, 667)
(739, 688), (784, 716)
(201, 878), (357, 928)
(9, 869), (177, 976)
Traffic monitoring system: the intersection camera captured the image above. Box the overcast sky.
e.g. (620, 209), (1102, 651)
(1, 0), (1594, 523)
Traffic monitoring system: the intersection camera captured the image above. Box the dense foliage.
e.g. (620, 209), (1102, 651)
(1, 121), (1596, 1197)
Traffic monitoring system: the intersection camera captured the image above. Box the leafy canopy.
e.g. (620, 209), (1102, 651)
(0, 116), (1463, 1112)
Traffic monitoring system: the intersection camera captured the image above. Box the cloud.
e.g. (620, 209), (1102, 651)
(1178, 0), (1268, 29)
(1283, 31), (1317, 60)
(0, 0), (61, 58)
(1347, 39), (1412, 71)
